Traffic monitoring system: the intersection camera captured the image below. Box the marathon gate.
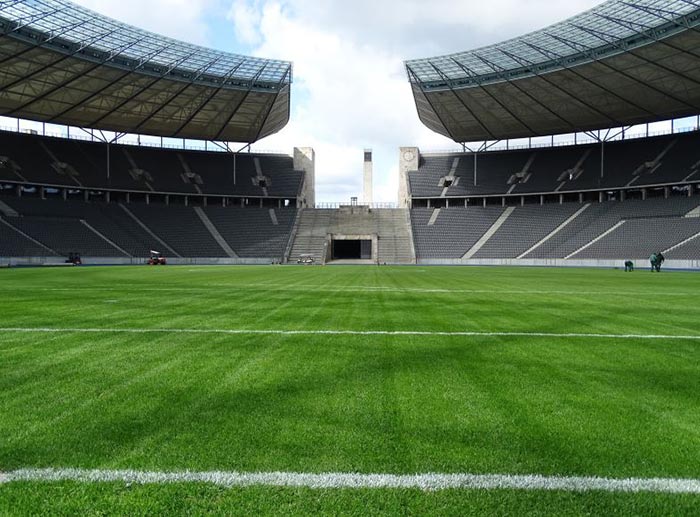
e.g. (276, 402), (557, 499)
(331, 238), (372, 260)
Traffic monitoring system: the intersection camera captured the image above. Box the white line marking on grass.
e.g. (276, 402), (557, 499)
(1, 328), (700, 340)
(1, 468), (699, 494)
(8, 285), (698, 297)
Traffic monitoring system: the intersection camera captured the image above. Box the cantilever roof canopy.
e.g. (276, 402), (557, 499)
(0, 0), (292, 143)
(405, 0), (700, 143)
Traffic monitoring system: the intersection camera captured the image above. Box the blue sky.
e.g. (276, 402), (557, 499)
(62, 1), (625, 202)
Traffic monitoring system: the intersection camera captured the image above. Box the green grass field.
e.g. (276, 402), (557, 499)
(1, 265), (700, 515)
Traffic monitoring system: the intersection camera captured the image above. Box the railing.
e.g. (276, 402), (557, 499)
(315, 202), (398, 209)
(0, 119), (291, 156)
(420, 120), (700, 156)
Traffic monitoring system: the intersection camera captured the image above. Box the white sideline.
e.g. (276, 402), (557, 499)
(6, 285), (700, 297)
(1, 468), (699, 494)
(1, 327), (700, 340)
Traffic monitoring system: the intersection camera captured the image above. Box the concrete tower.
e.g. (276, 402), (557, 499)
(363, 149), (373, 205)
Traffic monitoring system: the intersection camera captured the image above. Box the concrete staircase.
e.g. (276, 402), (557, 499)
(288, 208), (415, 264)
(288, 209), (333, 263)
(0, 200), (19, 217)
(375, 209), (414, 264)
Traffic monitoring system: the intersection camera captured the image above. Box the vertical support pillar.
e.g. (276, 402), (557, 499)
(540, 195), (544, 206)
(165, 195), (170, 206)
(398, 147), (418, 209)
(105, 191), (110, 203)
(83, 190), (89, 202)
(363, 149), (373, 204)
(559, 194), (564, 205)
(145, 194), (150, 205)
(294, 147), (316, 208)
(599, 191), (604, 203)
(184, 196), (189, 207)
(578, 193), (584, 203)
(521, 196), (525, 206)
(126, 192), (131, 204)
(664, 187), (670, 199)
(642, 189), (647, 201)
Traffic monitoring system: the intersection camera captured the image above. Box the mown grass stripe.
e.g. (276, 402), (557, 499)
(2, 469), (700, 494)
(1, 327), (700, 340)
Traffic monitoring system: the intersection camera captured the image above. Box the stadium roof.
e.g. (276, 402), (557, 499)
(0, 0), (292, 143)
(405, 0), (700, 143)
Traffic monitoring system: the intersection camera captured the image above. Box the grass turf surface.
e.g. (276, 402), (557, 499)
(1, 265), (699, 515)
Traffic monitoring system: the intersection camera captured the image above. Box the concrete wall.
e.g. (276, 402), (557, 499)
(417, 258), (700, 270)
(3, 256), (697, 270)
(294, 147), (315, 208)
(398, 147), (419, 208)
(0, 257), (275, 267)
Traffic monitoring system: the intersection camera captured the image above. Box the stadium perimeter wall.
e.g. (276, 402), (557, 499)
(2, 256), (698, 270)
(417, 258), (700, 270)
(0, 257), (275, 267)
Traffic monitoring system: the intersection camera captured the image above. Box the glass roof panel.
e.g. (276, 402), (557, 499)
(0, 0), (292, 86)
(406, 0), (700, 84)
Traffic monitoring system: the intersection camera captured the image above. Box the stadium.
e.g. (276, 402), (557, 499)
(1, 0), (700, 514)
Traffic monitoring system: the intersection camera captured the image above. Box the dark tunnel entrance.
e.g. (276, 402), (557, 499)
(332, 239), (372, 260)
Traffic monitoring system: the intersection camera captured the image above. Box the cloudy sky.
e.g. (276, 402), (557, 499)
(71, 0), (605, 203)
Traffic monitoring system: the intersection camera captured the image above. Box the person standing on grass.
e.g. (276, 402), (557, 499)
(655, 252), (665, 273)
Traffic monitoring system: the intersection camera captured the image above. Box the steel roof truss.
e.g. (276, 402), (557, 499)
(468, 52), (577, 130)
(130, 55), (223, 134)
(499, 46), (619, 125)
(530, 35), (660, 117)
(428, 62), (497, 140)
(572, 23), (700, 110)
(449, 56), (538, 135)
(87, 47), (199, 128)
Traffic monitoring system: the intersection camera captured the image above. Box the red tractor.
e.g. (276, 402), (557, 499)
(147, 251), (167, 265)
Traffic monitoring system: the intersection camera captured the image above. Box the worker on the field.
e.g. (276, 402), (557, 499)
(654, 252), (665, 273)
(624, 260), (634, 272)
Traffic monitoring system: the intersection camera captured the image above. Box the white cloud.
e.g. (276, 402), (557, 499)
(71, 0), (216, 46)
(237, 0), (603, 203)
(71, 0), (605, 203)
(227, 0), (263, 46)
